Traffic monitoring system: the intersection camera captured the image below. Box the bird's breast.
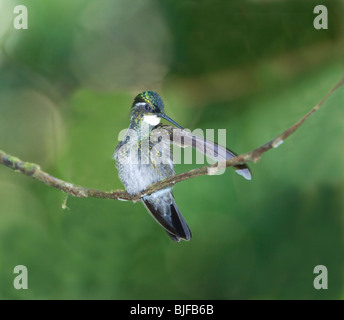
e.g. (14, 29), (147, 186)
(114, 134), (174, 195)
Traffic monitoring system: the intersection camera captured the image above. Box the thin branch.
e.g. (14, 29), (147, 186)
(0, 77), (343, 202)
(0, 151), (131, 200)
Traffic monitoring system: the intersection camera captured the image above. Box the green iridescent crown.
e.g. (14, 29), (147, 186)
(132, 91), (164, 112)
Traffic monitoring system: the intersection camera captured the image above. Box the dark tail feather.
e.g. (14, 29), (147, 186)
(165, 230), (181, 242)
(142, 195), (192, 242)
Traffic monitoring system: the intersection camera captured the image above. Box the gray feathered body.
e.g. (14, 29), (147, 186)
(113, 125), (191, 241)
(114, 126), (174, 195)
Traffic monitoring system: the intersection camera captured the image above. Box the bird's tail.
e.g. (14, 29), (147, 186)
(141, 190), (192, 242)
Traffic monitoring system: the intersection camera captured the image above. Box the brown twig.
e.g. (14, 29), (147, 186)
(0, 77), (343, 202)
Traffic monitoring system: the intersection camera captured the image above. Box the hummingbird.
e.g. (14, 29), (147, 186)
(113, 91), (251, 242)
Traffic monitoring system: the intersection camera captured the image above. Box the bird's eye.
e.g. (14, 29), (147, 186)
(144, 103), (152, 112)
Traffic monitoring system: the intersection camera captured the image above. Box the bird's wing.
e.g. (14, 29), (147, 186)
(155, 125), (251, 180)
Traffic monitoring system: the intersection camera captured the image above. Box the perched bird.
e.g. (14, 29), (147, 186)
(114, 91), (251, 242)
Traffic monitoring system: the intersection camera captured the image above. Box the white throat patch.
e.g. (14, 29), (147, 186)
(143, 115), (160, 126)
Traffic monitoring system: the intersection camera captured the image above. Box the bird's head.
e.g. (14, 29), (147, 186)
(131, 91), (183, 129)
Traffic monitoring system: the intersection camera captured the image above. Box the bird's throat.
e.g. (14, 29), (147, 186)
(143, 115), (161, 126)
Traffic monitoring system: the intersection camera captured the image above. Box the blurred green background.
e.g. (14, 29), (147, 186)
(0, 0), (343, 299)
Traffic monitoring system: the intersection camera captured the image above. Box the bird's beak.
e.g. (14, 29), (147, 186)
(159, 113), (184, 129)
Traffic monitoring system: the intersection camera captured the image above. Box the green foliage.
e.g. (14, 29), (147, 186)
(0, 0), (343, 299)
